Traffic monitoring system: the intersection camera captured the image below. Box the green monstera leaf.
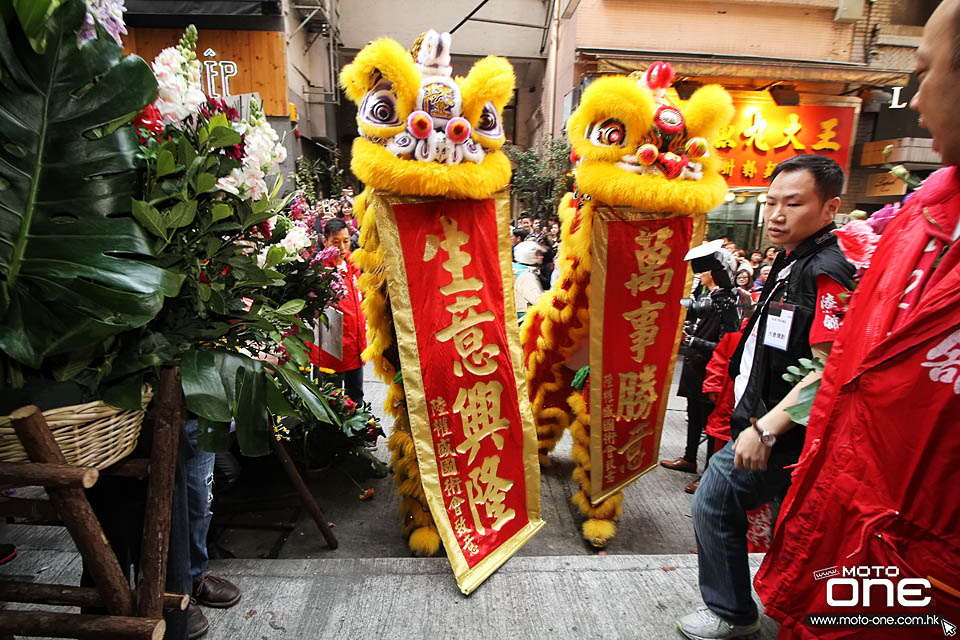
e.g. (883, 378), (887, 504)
(0, 0), (182, 369)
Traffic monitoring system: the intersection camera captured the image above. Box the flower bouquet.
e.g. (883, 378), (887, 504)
(0, 0), (353, 457)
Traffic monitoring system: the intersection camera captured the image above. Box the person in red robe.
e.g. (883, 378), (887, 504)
(309, 218), (367, 404)
(754, 2), (960, 636)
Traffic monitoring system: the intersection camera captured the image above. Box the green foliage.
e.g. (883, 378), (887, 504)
(783, 356), (825, 426)
(504, 136), (571, 219)
(0, 0), (181, 371)
(294, 154), (343, 203)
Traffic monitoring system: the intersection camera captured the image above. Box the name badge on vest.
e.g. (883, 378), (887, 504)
(763, 302), (794, 351)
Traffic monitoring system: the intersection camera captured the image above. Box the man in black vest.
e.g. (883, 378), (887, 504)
(676, 154), (855, 640)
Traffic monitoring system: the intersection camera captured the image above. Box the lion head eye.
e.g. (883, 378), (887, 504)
(587, 119), (626, 147)
(475, 102), (502, 138)
(360, 79), (401, 127)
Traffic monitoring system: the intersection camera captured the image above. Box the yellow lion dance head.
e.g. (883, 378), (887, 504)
(339, 30), (515, 200)
(568, 63), (734, 213)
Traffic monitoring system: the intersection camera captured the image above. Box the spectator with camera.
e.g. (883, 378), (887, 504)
(660, 270), (724, 487)
(675, 154), (855, 640)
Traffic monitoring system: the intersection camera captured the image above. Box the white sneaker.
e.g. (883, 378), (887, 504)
(676, 606), (760, 640)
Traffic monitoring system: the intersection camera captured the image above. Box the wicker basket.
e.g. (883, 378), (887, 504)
(0, 387), (154, 470)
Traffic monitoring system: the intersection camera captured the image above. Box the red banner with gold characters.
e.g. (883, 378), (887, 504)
(588, 207), (705, 504)
(372, 190), (544, 594)
(715, 101), (858, 188)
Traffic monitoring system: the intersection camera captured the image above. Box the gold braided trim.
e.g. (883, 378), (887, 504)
(520, 193), (594, 454)
(567, 389), (623, 535)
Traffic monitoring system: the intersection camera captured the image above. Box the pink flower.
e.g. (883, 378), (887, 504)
(834, 220), (880, 270)
(867, 202), (900, 235)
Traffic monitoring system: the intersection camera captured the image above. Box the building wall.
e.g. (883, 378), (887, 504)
(338, 0), (549, 58)
(573, 0), (856, 62)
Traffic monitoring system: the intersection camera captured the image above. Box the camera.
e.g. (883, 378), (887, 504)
(680, 240), (750, 335)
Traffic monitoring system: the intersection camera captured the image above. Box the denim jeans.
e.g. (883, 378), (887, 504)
(691, 440), (793, 625)
(184, 418), (215, 586)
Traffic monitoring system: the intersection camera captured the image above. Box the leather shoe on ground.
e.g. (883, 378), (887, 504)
(187, 600), (209, 640)
(660, 457), (697, 473)
(685, 477), (701, 494)
(194, 573), (241, 608)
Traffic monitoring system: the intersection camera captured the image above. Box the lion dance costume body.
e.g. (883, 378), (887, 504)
(341, 31), (515, 556)
(520, 64), (733, 547)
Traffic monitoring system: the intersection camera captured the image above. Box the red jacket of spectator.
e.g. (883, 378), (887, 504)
(700, 323), (746, 442)
(309, 254), (367, 372)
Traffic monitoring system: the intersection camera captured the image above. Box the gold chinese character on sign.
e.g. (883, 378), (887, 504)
(616, 366), (658, 421)
(720, 158), (736, 177)
(714, 124), (736, 149)
(454, 516), (470, 537)
(423, 216), (483, 295)
(811, 118), (841, 151)
(462, 533), (480, 556)
(742, 111), (770, 152)
(453, 381), (509, 464)
(774, 113), (806, 150)
(439, 457), (458, 477)
(742, 160), (758, 179)
(622, 300), (664, 363)
(764, 161), (778, 179)
(625, 227), (674, 296)
(617, 421), (655, 470)
(435, 296), (500, 377)
(466, 455), (516, 534)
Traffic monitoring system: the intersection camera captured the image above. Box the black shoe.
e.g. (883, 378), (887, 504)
(0, 544), (16, 565)
(187, 600), (209, 640)
(194, 573), (241, 608)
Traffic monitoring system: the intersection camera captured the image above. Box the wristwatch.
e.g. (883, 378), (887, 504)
(751, 419), (777, 447)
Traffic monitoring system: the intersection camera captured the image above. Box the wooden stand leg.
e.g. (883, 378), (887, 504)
(0, 581), (188, 612)
(9, 407), (135, 617)
(272, 438), (338, 549)
(135, 367), (182, 618)
(0, 461), (99, 490)
(0, 610), (164, 640)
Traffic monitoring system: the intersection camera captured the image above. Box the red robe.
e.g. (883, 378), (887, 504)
(308, 255), (367, 372)
(755, 167), (960, 638)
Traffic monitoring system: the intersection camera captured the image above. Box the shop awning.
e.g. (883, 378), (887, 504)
(584, 50), (912, 87)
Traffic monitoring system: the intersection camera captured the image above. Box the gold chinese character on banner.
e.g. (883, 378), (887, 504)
(424, 216), (483, 295)
(622, 300), (664, 363)
(444, 476), (463, 497)
(448, 495), (465, 516)
(436, 437), (455, 459)
(454, 516), (470, 537)
(466, 455), (516, 534)
(625, 227), (674, 296)
(432, 416), (451, 437)
(764, 161), (778, 179)
(742, 111), (770, 151)
(440, 457), (458, 477)
(774, 113), (806, 150)
(453, 381), (509, 464)
(462, 533), (480, 556)
(742, 160), (758, 179)
(430, 396), (449, 416)
(616, 366), (658, 421)
(617, 421), (655, 470)
(811, 118), (841, 151)
(435, 296), (499, 377)
(714, 124), (736, 149)
(720, 158), (736, 177)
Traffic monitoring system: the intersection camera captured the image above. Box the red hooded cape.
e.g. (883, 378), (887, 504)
(754, 167), (960, 638)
